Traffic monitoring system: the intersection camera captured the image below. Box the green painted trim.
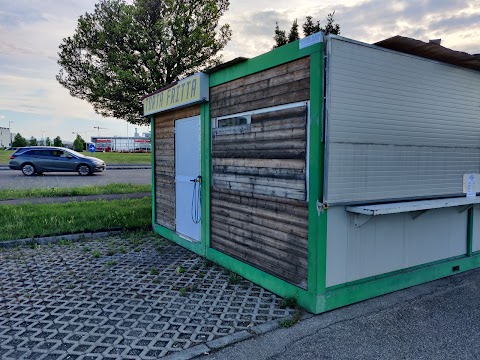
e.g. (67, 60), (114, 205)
(200, 102), (212, 248)
(317, 254), (480, 313)
(306, 48), (327, 297)
(154, 224), (204, 256)
(150, 116), (156, 228)
(467, 207), (474, 256)
(206, 248), (317, 313)
(210, 40), (323, 87)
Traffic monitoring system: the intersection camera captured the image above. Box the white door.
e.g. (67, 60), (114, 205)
(175, 116), (201, 241)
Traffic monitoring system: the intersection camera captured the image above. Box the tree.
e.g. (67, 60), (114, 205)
(273, 12), (340, 48)
(29, 137), (38, 146)
(57, 0), (232, 126)
(53, 136), (63, 147)
(288, 19), (300, 43)
(46, 137), (52, 146)
(73, 134), (85, 152)
(273, 21), (287, 48)
(12, 133), (28, 147)
(323, 11), (340, 35)
(303, 16), (321, 37)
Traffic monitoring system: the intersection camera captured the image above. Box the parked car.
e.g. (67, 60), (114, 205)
(9, 146), (106, 176)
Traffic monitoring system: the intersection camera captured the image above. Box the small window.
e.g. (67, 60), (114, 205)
(215, 115), (251, 128)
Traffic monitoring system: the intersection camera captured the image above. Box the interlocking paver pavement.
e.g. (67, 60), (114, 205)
(0, 233), (294, 359)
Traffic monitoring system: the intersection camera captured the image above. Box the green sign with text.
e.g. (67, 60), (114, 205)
(143, 73), (209, 116)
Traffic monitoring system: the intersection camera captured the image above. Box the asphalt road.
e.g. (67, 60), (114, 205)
(201, 268), (480, 360)
(0, 168), (151, 189)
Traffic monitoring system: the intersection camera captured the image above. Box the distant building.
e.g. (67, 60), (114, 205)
(0, 127), (11, 148)
(90, 135), (151, 152)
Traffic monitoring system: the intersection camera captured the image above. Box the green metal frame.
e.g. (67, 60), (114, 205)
(201, 103), (211, 250)
(318, 253), (479, 312)
(150, 116), (155, 228)
(204, 40), (325, 313)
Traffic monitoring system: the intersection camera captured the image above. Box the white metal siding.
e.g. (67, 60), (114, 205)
(325, 37), (480, 205)
(326, 206), (468, 287)
(473, 205), (480, 252)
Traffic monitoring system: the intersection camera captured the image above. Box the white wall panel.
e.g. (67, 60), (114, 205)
(326, 206), (468, 287)
(472, 205), (480, 252)
(324, 37), (480, 205)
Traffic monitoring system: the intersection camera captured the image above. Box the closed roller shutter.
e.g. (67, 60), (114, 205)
(324, 37), (480, 205)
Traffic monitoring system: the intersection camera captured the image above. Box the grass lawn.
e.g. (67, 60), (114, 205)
(0, 150), (151, 164)
(84, 152), (151, 164)
(0, 150), (14, 163)
(0, 183), (151, 200)
(0, 197), (152, 241)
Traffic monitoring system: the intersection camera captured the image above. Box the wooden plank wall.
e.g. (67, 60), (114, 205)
(210, 58), (310, 288)
(154, 105), (200, 230)
(210, 57), (310, 118)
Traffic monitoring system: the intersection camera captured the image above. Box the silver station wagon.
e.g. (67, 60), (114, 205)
(9, 146), (106, 176)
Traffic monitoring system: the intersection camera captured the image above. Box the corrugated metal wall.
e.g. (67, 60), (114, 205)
(324, 37), (480, 205)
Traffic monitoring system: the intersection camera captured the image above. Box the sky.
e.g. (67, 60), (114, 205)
(0, 0), (479, 143)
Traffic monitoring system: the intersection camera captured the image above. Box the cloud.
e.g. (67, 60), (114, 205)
(1, 0), (479, 140)
(221, 0), (480, 59)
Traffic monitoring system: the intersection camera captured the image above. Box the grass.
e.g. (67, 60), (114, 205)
(278, 296), (303, 328)
(0, 183), (151, 200)
(0, 150), (151, 164)
(175, 266), (186, 274)
(279, 296), (298, 309)
(279, 309), (302, 328)
(228, 271), (241, 285)
(86, 152), (151, 164)
(0, 150), (14, 163)
(0, 197), (151, 241)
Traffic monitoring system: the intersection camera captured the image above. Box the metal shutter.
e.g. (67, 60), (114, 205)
(324, 37), (480, 205)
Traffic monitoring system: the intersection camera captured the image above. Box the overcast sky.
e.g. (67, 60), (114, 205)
(1, 0), (479, 143)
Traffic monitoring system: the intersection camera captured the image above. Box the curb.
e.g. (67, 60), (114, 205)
(162, 313), (314, 360)
(0, 230), (122, 248)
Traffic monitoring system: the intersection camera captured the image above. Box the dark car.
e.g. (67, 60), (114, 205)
(9, 146), (106, 176)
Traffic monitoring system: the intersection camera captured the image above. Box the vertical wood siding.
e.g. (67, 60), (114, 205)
(154, 105), (200, 230)
(210, 59), (311, 288)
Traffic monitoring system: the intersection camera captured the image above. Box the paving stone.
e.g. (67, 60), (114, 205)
(0, 234), (295, 358)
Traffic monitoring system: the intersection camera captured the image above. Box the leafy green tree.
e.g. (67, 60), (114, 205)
(53, 136), (63, 147)
(73, 134), (85, 152)
(57, 0), (232, 126)
(273, 21), (287, 48)
(303, 16), (321, 36)
(288, 19), (300, 43)
(12, 133), (28, 147)
(29, 137), (38, 146)
(274, 12), (340, 48)
(323, 11), (340, 35)
(45, 137), (52, 146)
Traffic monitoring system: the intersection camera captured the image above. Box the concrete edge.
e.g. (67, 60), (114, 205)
(161, 312), (314, 360)
(0, 231), (122, 248)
